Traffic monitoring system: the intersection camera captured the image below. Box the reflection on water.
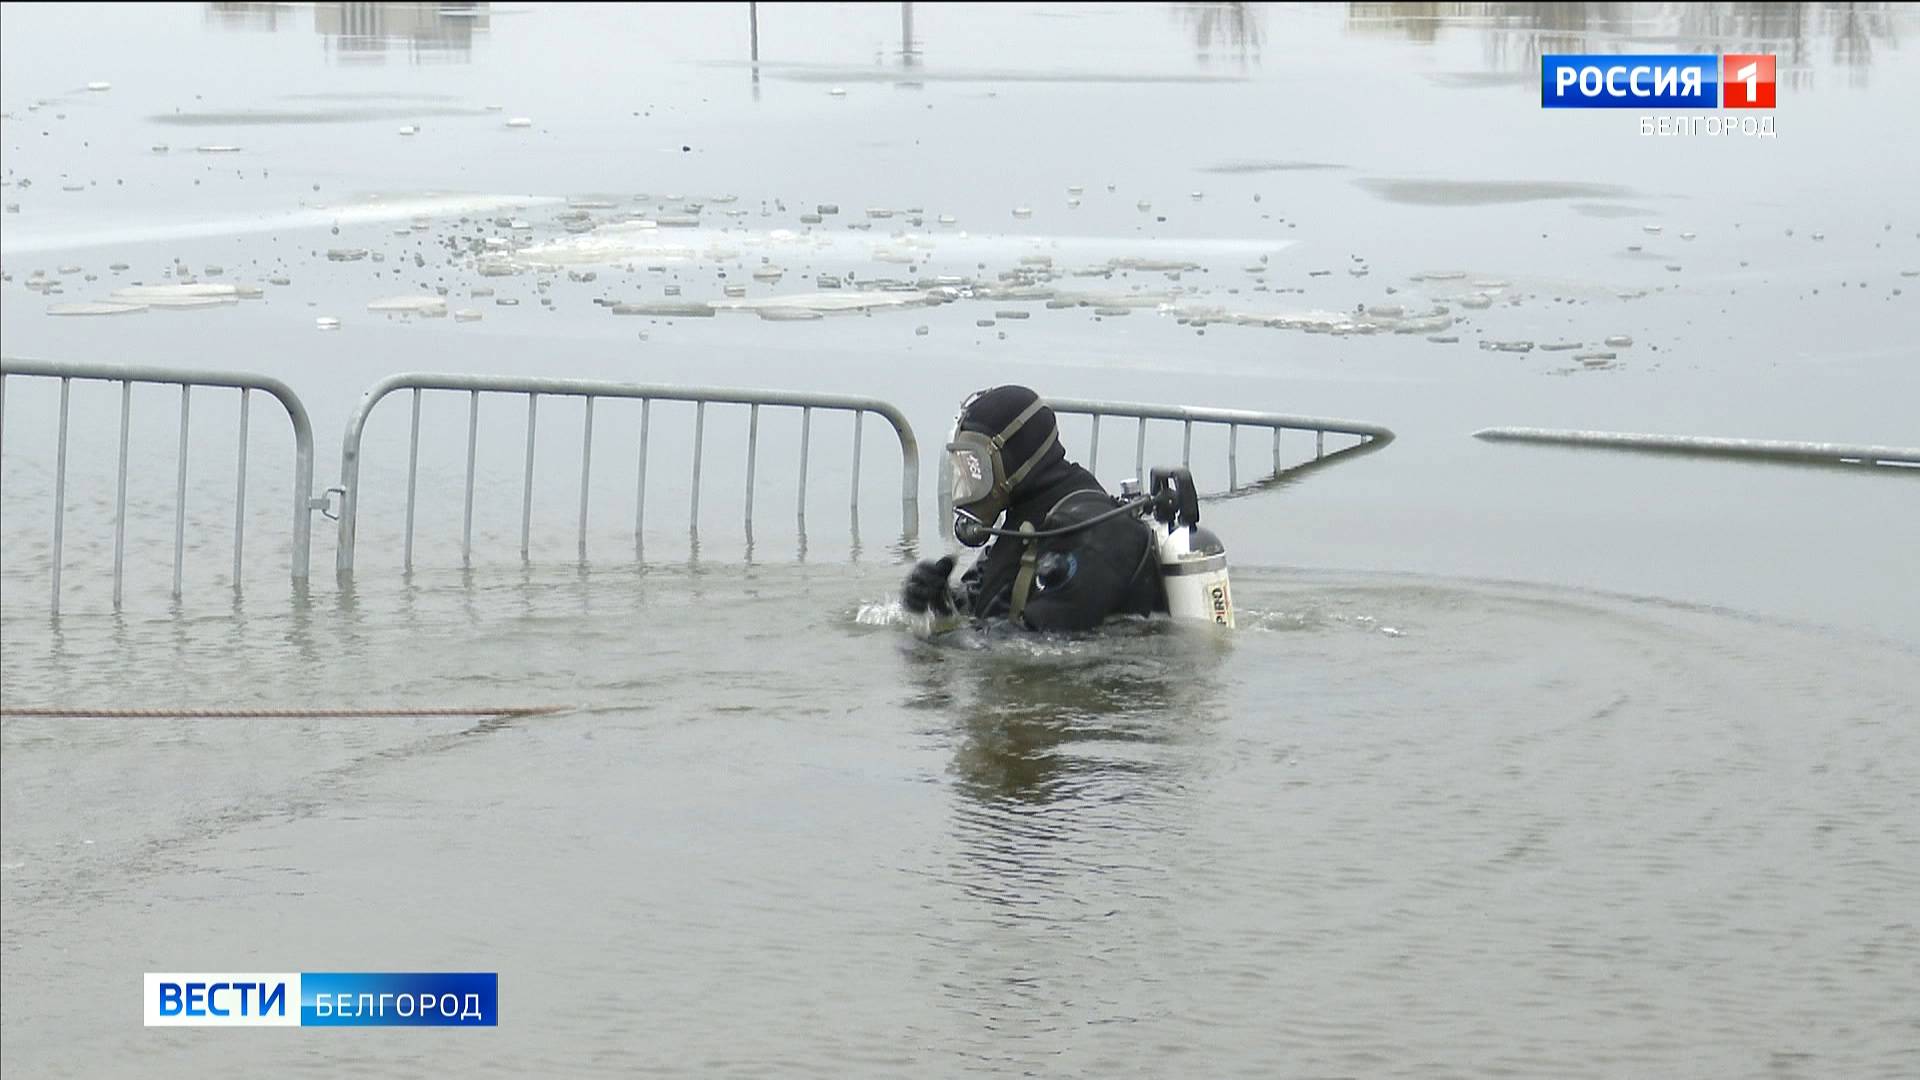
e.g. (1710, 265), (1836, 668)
(205, 2), (491, 63)
(1348, 2), (1904, 87)
(931, 626), (1227, 806)
(1177, 2), (1266, 65)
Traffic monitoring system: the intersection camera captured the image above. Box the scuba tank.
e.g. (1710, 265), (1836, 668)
(1137, 468), (1235, 628)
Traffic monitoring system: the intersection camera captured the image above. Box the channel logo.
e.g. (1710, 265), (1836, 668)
(145, 972), (498, 1028)
(1722, 53), (1777, 108)
(1541, 54), (1775, 109)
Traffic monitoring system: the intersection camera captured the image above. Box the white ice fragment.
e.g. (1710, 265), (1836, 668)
(48, 301), (146, 316)
(367, 295), (448, 316)
(109, 283), (241, 307)
(316, 316), (341, 330)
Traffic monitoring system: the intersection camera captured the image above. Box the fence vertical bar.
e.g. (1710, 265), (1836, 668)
(1316, 430), (1325, 459)
(1182, 419), (1193, 468)
(1273, 426), (1282, 477)
(112, 380), (130, 609)
(402, 388), (421, 570)
(690, 400), (705, 528)
(745, 403), (759, 534)
(519, 393), (536, 562)
(173, 384), (191, 599)
(1227, 422), (1237, 489)
(634, 398), (649, 552)
(1135, 416), (1146, 481)
(1087, 413), (1101, 475)
(850, 409), (863, 517)
(52, 378), (71, 615)
(797, 405), (812, 524)
(461, 389), (478, 567)
(233, 387), (251, 587)
(578, 396), (594, 562)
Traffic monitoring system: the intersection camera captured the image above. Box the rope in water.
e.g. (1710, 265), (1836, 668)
(0, 706), (572, 719)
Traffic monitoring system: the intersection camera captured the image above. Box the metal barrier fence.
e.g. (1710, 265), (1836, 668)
(335, 373), (921, 573)
(1474, 427), (1920, 468)
(938, 398), (1396, 535)
(0, 356), (318, 614)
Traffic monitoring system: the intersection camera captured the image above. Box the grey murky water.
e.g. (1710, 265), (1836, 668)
(4, 3), (1919, 1076)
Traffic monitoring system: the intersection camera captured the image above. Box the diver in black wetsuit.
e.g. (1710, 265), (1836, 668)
(901, 385), (1167, 632)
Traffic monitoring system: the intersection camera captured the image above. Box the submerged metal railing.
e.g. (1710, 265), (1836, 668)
(0, 356), (318, 614)
(335, 373), (920, 573)
(938, 398), (1395, 536)
(1474, 427), (1920, 468)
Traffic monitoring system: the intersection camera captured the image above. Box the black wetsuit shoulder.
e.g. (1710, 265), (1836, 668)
(955, 463), (1165, 630)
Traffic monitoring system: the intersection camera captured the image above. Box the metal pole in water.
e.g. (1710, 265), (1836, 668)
(634, 398), (650, 554)
(403, 388), (422, 572)
(233, 388), (250, 588)
(797, 405), (811, 525)
(461, 390), (478, 567)
(52, 378), (70, 615)
(690, 400), (705, 530)
(112, 380), (130, 609)
(173, 384), (190, 599)
(578, 396), (594, 562)
(745, 403), (759, 534)
(850, 409), (863, 518)
(404, 388), (422, 570)
(520, 393), (536, 563)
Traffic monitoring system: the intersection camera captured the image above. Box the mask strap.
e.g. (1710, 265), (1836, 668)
(988, 397), (1047, 450)
(1008, 522), (1040, 625)
(998, 426), (1058, 495)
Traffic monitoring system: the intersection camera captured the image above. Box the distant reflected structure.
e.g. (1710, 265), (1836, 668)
(204, 2), (491, 63)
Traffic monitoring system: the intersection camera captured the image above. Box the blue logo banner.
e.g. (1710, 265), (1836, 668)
(1541, 55), (1720, 109)
(300, 972), (498, 1027)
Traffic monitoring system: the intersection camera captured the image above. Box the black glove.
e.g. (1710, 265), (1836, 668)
(901, 556), (957, 615)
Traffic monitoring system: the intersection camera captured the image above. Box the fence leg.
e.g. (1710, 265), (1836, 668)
(404, 388), (422, 570)
(578, 396), (594, 563)
(113, 380), (131, 610)
(173, 385), (191, 599)
(52, 378), (71, 615)
(462, 390), (478, 567)
(690, 400), (705, 534)
(797, 405), (812, 527)
(850, 409), (863, 520)
(745, 403), (759, 537)
(520, 393), (536, 563)
(635, 398), (650, 557)
(234, 388), (250, 588)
